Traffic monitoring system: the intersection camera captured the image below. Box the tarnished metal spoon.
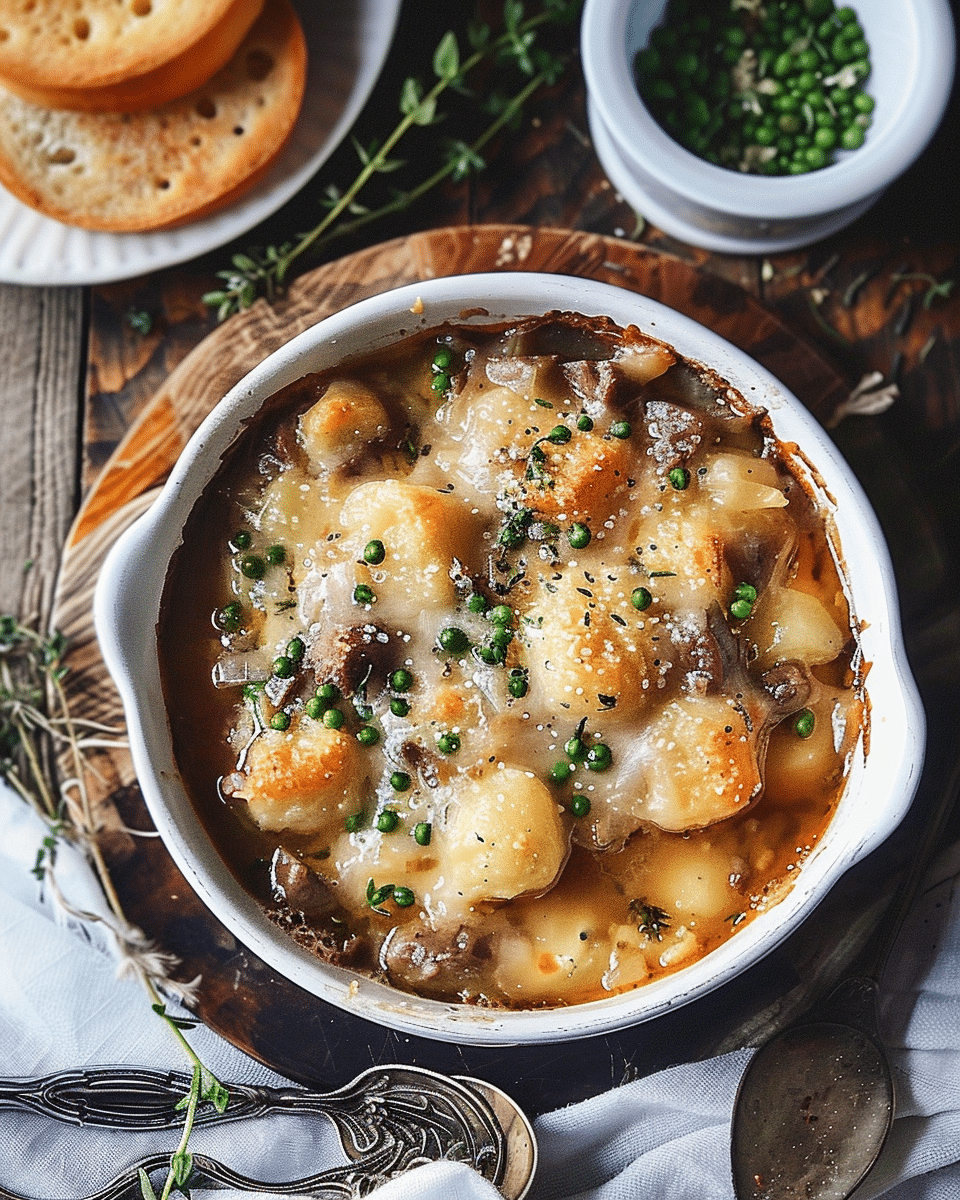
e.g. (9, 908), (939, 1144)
(731, 757), (960, 1200)
(731, 973), (893, 1200)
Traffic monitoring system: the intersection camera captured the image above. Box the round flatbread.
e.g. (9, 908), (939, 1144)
(0, 0), (306, 231)
(0, 0), (266, 112)
(0, 0), (265, 109)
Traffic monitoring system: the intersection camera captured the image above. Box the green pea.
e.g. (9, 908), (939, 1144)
(794, 708), (816, 739)
(437, 732), (461, 755)
(508, 670), (529, 699)
(669, 466), (690, 490)
(377, 809), (400, 833)
(631, 586), (653, 611)
(432, 346), (452, 370)
(804, 146), (828, 169)
(841, 124), (866, 149)
(568, 522), (591, 550)
(438, 627), (470, 654)
(547, 424), (572, 444)
(577, 414), (594, 431)
(353, 583), (376, 605)
(230, 530), (252, 551)
(609, 420), (632, 439)
(390, 771), (412, 792)
(565, 735), (588, 763)
(586, 743), (613, 772)
(363, 539), (386, 565)
(322, 707), (345, 730)
(467, 592), (490, 614)
(215, 602), (243, 633)
(305, 696), (323, 720)
(773, 52), (793, 78)
(345, 811), (365, 833)
(414, 822), (432, 847)
(239, 554), (265, 580)
(272, 655), (294, 679)
(269, 711), (290, 731)
(570, 795), (591, 818)
(431, 373), (451, 393)
(550, 760), (573, 785)
(357, 725), (380, 746)
(730, 598), (754, 620)
(265, 544), (286, 565)
(390, 697), (411, 718)
(488, 605), (514, 628)
(393, 886), (415, 908)
(390, 668), (413, 692)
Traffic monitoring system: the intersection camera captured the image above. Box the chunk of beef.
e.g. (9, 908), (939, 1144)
(270, 848), (337, 920)
(561, 359), (636, 413)
(381, 922), (494, 1001)
(307, 622), (393, 693)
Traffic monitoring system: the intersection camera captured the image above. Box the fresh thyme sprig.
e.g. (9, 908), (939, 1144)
(203, 0), (581, 321)
(1, 614), (226, 1200)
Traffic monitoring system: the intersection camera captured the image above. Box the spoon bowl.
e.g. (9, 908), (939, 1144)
(731, 979), (893, 1200)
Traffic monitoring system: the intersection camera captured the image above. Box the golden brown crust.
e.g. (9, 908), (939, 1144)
(0, 0), (306, 232)
(0, 0), (262, 94)
(0, 0), (266, 113)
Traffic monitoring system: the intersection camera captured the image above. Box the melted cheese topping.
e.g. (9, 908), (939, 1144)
(160, 312), (865, 1008)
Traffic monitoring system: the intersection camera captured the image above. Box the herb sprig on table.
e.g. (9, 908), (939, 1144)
(0, 616), (227, 1200)
(203, 0), (582, 320)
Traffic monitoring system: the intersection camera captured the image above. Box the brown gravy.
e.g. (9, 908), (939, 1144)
(159, 311), (865, 1008)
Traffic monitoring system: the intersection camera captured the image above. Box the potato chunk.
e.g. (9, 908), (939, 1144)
(638, 694), (763, 830)
(630, 501), (732, 609)
(431, 766), (569, 917)
(338, 479), (473, 616)
(753, 587), (846, 670)
(234, 723), (366, 838)
(700, 451), (788, 512)
(523, 569), (653, 720)
(518, 429), (631, 522)
(299, 380), (390, 473)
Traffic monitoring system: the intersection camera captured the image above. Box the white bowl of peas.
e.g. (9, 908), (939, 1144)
(582, 0), (956, 252)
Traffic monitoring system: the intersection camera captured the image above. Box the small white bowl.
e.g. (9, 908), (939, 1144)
(582, 0), (956, 253)
(94, 272), (924, 1045)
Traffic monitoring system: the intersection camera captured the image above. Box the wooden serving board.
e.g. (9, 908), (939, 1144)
(52, 225), (867, 1112)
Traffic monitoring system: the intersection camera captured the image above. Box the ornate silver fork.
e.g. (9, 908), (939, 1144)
(0, 1063), (536, 1199)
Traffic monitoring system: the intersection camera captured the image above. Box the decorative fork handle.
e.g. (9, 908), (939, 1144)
(0, 1064), (512, 1199)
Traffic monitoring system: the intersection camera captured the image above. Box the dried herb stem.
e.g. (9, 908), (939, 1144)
(204, 0), (580, 319)
(1, 615), (226, 1200)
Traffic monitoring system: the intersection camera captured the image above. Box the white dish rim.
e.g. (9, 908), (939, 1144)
(94, 271), (926, 1045)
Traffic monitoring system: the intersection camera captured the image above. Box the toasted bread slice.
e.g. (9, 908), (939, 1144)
(0, 0), (306, 232)
(0, 0), (266, 113)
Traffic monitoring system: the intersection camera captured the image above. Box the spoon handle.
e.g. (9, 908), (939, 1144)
(0, 1063), (512, 1198)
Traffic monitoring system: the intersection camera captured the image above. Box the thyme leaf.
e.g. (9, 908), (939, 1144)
(205, 1), (581, 319)
(629, 898), (671, 941)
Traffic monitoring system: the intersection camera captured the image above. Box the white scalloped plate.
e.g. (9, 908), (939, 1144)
(0, 0), (402, 286)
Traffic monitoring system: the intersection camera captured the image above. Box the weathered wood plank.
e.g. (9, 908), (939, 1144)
(0, 283), (85, 623)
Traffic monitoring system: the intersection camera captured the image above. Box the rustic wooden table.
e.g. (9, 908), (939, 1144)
(2, 0), (959, 1115)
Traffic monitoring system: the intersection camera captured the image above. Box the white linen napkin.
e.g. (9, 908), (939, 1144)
(0, 779), (958, 1200)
